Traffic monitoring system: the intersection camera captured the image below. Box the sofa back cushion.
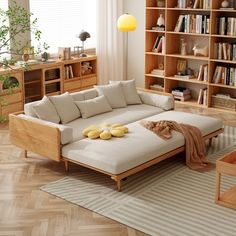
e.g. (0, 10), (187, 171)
(33, 96), (60, 123)
(110, 80), (142, 105)
(49, 92), (81, 124)
(75, 95), (112, 118)
(71, 88), (98, 101)
(94, 83), (127, 108)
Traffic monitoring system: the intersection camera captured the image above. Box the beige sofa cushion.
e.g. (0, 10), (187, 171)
(18, 114), (73, 145)
(139, 92), (174, 111)
(110, 80), (142, 105)
(50, 92), (80, 124)
(94, 83), (127, 108)
(33, 96), (60, 124)
(75, 95), (112, 119)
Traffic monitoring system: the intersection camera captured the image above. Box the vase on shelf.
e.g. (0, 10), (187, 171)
(221, 0), (230, 8)
(157, 14), (165, 31)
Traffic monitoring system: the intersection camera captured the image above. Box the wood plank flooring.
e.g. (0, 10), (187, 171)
(0, 105), (235, 236)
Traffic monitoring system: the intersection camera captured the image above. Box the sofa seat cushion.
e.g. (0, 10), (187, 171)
(62, 121), (185, 175)
(62, 111), (223, 175)
(65, 104), (164, 141)
(144, 111), (223, 136)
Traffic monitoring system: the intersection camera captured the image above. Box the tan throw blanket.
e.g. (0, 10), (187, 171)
(140, 120), (214, 172)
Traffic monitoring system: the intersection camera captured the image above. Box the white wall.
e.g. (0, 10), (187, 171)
(123, 0), (145, 87)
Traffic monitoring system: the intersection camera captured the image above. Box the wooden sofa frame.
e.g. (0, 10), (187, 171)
(9, 89), (224, 191)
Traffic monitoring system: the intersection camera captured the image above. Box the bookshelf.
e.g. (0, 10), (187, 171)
(145, 0), (236, 112)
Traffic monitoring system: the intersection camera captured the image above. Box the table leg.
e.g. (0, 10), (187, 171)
(215, 171), (221, 203)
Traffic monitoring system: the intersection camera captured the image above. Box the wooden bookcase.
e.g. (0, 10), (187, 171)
(145, 0), (236, 112)
(0, 55), (97, 117)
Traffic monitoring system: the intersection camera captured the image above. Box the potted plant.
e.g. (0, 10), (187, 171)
(0, 1), (48, 122)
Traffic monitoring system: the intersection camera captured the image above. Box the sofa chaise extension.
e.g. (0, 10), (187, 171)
(9, 88), (223, 191)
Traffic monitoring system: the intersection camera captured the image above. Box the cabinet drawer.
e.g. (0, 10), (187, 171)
(81, 77), (97, 88)
(64, 80), (81, 91)
(2, 92), (23, 105)
(2, 102), (23, 115)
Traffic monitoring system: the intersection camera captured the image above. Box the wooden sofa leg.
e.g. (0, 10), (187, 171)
(65, 160), (69, 172)
(209, 138), (213, 147)
(24, 150), (27, 158)
(117, 180), (121, 192)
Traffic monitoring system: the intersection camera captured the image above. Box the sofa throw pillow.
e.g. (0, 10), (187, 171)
(75, 95), (112, 119)
(33, 96), (60, 124)
(110, 79), (142, 105)
(94, 83), (127, 108)
(49, 92), (81, 124)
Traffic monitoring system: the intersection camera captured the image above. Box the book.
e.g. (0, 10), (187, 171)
(203, 65), (208, 82)
(197, 65), (204, 81)
(69, 65), (74, 78)
(197, 88), (204, 104)
(174, 15), (185, 32)
(152, 36), (161, 52)
(203, 89), (207, 106)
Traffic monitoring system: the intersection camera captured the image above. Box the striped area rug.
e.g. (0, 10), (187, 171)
(41, 126), (236, 236)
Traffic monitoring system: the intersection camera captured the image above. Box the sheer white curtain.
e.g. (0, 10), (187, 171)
(96, 0), (124, 84)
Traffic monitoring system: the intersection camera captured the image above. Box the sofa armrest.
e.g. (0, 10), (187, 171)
(137, 88), (174, 111)
(9, 113), (72, 162)
(17, 114), (73, 145)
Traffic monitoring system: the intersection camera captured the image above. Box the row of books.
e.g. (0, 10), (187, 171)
(197, 64), (208, 81)
(212, 66), (236, 86)
(64, 65), (74, 79)
(174, 14), (210, 34)
(152, 36), (165, 54)
(216, 17), (236, 36)
(172, 87), (191, 101)
(214, 42), (236, 61)
(193, 0), (210, 9)
(197, 88), (208, 105)
(177, 0), (210, 9)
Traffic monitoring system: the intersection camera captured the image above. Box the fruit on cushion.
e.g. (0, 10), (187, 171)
(83, 124), (128, 140)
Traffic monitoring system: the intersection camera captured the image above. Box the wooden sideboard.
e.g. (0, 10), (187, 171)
(0, 55), (97, 117)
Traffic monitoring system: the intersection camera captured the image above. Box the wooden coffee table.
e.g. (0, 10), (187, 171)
(215, 150), (236, 209)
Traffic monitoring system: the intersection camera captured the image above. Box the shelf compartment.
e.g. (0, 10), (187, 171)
(45, 82), (61, 94)
(166, 31), (210, 37)
(166, 76), (208, 84)
(44, 67), (61, 81)
(146, 8), (165, 30)
(166, 54), (209, 60)
(81, 76), (97, 88)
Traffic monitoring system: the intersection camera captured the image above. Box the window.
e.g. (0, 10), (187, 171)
(30, 0), (97, 54)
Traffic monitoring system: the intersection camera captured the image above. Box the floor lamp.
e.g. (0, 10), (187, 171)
(117, 13), (137, 80)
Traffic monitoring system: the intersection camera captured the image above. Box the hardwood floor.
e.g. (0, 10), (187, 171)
(0, 105), (235, 236)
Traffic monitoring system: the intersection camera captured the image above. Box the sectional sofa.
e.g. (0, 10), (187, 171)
(9, 80), (223, 190)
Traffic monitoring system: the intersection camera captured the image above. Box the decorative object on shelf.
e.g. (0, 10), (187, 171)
(177, 59), (187, 75)
(73, 46), (83, 57)
(188, 0), (194, 8)
(221, 0), (230, 8)
(193, 44), (208, 57)
(180, 38), (187, 55)
(81, 61), (93, 75)
(186, 68), (194, 76)
(41, 52), (49, 62)
(117, 13), (137, 80)
(157, 14), (165, 31)
(58, 47), (71, 60)
(158, 63), (164, 70)
(22, 53), (30, 62)
(157, 0), (165, 7)
(76, 30), (91, 57)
